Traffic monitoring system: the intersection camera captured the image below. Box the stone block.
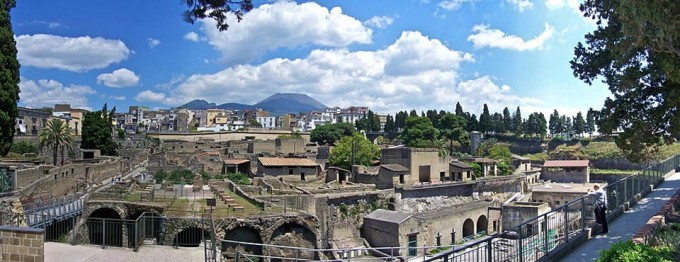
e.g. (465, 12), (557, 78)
(31, 239), (41, 248)
(10, 253), (20, 261)
(22, 254), (35, 262)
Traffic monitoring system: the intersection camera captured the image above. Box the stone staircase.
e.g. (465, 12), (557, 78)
(209, 184), (244, 211)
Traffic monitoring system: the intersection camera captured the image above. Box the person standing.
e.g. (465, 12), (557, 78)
(589, 184), (608, 234)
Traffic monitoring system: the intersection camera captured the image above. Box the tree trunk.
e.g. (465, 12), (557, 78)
(53, 144), (58, 166)
(60, 145), (65, 166)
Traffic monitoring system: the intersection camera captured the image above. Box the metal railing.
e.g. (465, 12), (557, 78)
(424, 154), (680, 262)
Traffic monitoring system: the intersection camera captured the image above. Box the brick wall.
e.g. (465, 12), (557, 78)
(0, 226), (44, 262)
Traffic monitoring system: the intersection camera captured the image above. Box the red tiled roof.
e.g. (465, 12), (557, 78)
(224, 159), (250, 165)
(543, 160), (590, 168)
(258, 157), (318, 167)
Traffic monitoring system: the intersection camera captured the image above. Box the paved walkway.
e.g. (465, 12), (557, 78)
(560, 172), (680, 261)
(45, 242), (205, 262)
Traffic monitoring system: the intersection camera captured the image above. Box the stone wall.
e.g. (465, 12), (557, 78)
(591, 158), (642, 170)
(541, 170), (589, 183)
(0, 226), (44, 262)
(0, 198), (26, 227)
(396, 182), (474, 199)
(18, 157), (129, 197)
(475, 175), (523, 193)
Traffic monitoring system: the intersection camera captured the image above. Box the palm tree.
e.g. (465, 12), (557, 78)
(39, 119), (74, 166)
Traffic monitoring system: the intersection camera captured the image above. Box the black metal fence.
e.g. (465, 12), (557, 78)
(425, 154), (680, 262)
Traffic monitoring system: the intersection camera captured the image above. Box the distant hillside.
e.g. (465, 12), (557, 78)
(176, 100), (216, 110)
(254, 93), (327, 115)
(177, 93), (327, 115)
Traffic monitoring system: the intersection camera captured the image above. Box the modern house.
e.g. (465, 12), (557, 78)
(541, 160), (590, 183)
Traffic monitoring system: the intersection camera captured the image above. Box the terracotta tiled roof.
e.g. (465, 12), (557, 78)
(381, 164), (409, 172)
(543, 160), (589, 168)
(450, 161), (472, 169)
(223, 159), (250, 165)
(258, 157), (318, 167)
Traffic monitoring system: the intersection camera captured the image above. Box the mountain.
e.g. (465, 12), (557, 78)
(176, 99), (216, 110)
(254, 93), (328, 115)
(176, 93), (328, 115)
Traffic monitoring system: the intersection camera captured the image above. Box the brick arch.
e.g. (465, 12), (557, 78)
(83, 203), (127, 220)
(264, 216), (318, 242)
(222, 223), (265, 258)
(162, 218), (213, 245)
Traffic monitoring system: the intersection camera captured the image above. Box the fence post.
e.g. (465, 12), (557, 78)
(518, 224), (524, 262)
(487, 237), (492, 262)
(543, 214), (548, 257)
(564, 205), (569, 243)
(102, 219), (106, 248)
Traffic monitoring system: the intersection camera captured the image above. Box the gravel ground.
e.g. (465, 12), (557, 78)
(45, 242), (205, 262)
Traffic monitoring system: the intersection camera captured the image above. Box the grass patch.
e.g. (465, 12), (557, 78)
(591, 168), (639, 175)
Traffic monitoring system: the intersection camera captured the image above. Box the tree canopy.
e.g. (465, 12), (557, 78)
(328, 133), (380, 170)
(183, 0), (253, 31)
(400, 116), (439, 148)
(39, 119), (74, 166)
(0, 0), (19, 157)
(81, 104), (118, 156)
(572, 0), (680, 162)
(310, 122), (357, 146)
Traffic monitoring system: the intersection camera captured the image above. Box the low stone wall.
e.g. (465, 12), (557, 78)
(0, 226), (44, 262)
(632, 187), (680, 244)
(18, 157), (128, 197)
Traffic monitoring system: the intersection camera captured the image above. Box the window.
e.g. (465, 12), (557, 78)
(289, 169), (293, 175)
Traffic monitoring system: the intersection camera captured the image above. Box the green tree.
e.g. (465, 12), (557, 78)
(549, 110), (560, 135)
(310, 123), (357, 145)
(395, 111), (407, 130)
(329, 133), (380, 170)
(586, 108), (597, 137)
(455, 102), (465, 117)
(488, 144), (513, 175)
(512, 107), (522, 134)
(574, 112), (586, 136)
(572, 0), (680, 162)
(479, 104), (492, 134)
(82, 105), (118, 155)
(502, 107), (512, 134)
(355, 115), (370, 132)
(384, 114), (395, 133)
(39, 119), (74, 166)
(400, 116), (439, 148)
(438, 113), (469, 155)
(183, 0), (254, 31)
(117, 128), (125, 139)
(0, 0), (20, 157)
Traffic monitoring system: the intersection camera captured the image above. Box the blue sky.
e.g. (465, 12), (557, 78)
(11, 0), (610, 117)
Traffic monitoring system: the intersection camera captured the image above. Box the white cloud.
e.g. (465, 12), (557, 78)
(507, 0), (534, 12)
(545, 0), (579, 10)
(364, 16), (394, 29)
(155, 74), (186, 90)
(467, 23), (555, 51)
(144, 30), (543, 115)
(147, 38), (160, 48)
(19, 78), (95, 109)
(109, 95), (126, 101)
(184, 32), (200, 42)
(135, 90), (172, 104)
(438, 0), (478, 11)
(16, 34), (130, 72)
(96, 68), (140, 88)
(201, 1), (372, 64)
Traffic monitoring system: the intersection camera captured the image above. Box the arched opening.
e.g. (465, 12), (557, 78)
(87, 208), (123, 247)
(173, 227), (209, 247)
(44, 217), (76, 242)
(462, 219), (475, 238)
(268, 222), (316, 261)
(222, 226), (263, 259)
(477, 215), (488, 234)
(128, 211), (164, 246)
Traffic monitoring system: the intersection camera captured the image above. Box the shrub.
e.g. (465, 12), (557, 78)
(596, 240), (673, 262)
(226, 173), (250, 185)
(10, 141), (38, 155)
